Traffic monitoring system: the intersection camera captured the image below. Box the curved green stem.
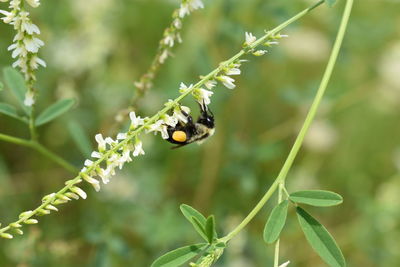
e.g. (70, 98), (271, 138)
(0, 133), (78, 173)
(220, 0), (354, 243)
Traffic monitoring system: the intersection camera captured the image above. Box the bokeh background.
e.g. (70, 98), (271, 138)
(1, 0), (400, 266)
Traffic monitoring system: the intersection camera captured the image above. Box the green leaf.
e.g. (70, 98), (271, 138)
(3, 67), (30, 114)
(35, 98), (75, 126)
(325, 0), (338, 7)
(263, 200), (289, 244)
(0, 81), (4, 91)
(68, 120), (92, 157)
(180, 204), (209, 239)
(191, 216), (208, 242)
(296, 207), (346, 267)
(151, 243), (208, 267)
(0, 102), (28, 123)
(205, 216), (216, 244)
(289, 190), (343, 207)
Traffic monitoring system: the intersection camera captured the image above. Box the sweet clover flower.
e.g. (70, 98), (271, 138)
(0, 0), (45, 106)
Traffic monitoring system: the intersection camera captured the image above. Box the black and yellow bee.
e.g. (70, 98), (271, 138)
(166, 104), (215, 148)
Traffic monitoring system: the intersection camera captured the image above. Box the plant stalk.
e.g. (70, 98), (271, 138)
(220, 0), (354, 243)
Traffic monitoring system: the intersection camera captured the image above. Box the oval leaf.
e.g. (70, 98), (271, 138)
(68, 120), (92, 157)
(205, 216), (216, 244)
(296, 207), (345, 267)
(289, 190), (343, 207)
(36, 98), (75, 126)
(151, 243), (208, 267)
(263, 200), (289, 244)
(3, 67), (30, 114)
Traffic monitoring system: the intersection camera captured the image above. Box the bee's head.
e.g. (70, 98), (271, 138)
(197, 103), (214, 129)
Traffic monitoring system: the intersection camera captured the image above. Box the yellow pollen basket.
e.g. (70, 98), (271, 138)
(172, 131), (187, 142)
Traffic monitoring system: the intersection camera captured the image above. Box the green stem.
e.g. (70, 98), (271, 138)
(273, 182), (284, 267)
(220, 0), (354, 243)
(0, 133), (78, 173)
(28, 106), (37, 141)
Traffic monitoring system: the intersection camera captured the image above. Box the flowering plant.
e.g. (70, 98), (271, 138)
(0, 0), (354, 266)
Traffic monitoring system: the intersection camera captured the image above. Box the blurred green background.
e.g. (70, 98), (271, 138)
(1, 0), (400, 266)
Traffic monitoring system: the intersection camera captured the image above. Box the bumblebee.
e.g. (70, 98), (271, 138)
(166, 104), (215, 148)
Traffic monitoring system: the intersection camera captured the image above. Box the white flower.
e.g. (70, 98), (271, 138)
(0, 9), (15, 24)
(117, 132), (127, 140)
(129, 111), (145, 129)
(193, 88), (213, 105)
(70, 186), (87, 199)
(147, 119), (169, 139)
(179, 0), (204, 18)
(159, 49), (169, 64)
(84, 159), (94, 167)
(179, 82), (193, 94)
(29, 55), (46, 69)
(133, 139), (145, 157)
(173, 105), (190, 123)
(245, 32), (257, 46)
(162, 114), (178, 127)
(9, 0), (21, 10)
(173, 18), (182, 29)
(217, 75), (236, 89)
(23, 90), (34, 106)
(163, 34), (174, 47)
(204, 79), (217, 90)
(253, 50), (268, 56)
(26, 0), (40, 8)
(225, 67), (241, 76)
(97, 167), (111, 184)
(278, 261), (290, 267)
(95, 134), (106, 152)
(23, 37), (44, 53)
(91, 151), (102, 158)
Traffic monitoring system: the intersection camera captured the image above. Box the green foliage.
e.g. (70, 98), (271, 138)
(205, 215), (216, 244)
(2, 67), (30, 114)
(290, 190), (343, 207)
(325, 0), (338, 7)
(0, 103), (27, 123)
(263, 200), (289, 244)
(151, 243), (208, 267)
(296, 207), (345, 267)
(180, 204), (209, 241)
(35, 99), (75, 126)
(0, 81), (3, 91)
(68, 120), (92, 157)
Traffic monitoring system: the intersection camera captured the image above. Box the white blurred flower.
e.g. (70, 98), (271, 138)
(204, 79), (217, 90)
(179, 0), (204, 18)
(193, 88), (213, 105)
(304, 120), (338, 152)
(244, 32), (256, 46)
(225, 67), (241, 76)
(129, 111), (145, 129)
(279, 261), (290, 267)
(95, 134), (106, 152)
(147, 119), (169, 139)
(179, 82), (193, 94)
(133, 139), (145, 157)
(217, 75), (236, 89)
(23, 90), (34, 106)
(26, 0), (40, 8)
(162, 114), (178, 127)
(173, 105), (190, 123)
(253, 50), (268, 56)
